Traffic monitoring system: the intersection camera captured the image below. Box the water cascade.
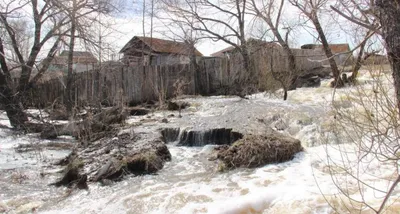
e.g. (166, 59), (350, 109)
(161, 128), (243, 146)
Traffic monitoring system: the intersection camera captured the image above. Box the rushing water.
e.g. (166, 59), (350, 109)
(32, 145), (336, 214)
(1, 72), (400, 213)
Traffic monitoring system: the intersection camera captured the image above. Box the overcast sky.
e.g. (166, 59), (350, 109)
(103, 0), (376, 58)
(31, 0), (383, 60)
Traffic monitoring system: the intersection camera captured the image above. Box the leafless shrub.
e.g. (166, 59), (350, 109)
(319, 63), (400, 213)
(172, 78), (190, 117)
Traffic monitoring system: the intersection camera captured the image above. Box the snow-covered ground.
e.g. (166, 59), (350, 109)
(1, 68), (400, 213)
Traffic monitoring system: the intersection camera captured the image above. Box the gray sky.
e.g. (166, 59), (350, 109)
(33, 0), (383, 60)
(105, 0), (381, 57)
(109, 16), (358, 57)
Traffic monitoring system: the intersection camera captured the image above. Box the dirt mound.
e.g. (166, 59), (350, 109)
(40, 106), (126, 141)
(52, 131), (172, 186)
(167, 101), (190, 111)
(126, 107), (150, 116)
(48, 106), (69, 120)
(216, 132), (303, 169)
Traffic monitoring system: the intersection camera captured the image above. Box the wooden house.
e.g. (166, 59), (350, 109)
(301, 43), (352, 65)
(211, 38), (281, 58)
(47, 51), (98, 73)
(119, 36), (203, 66)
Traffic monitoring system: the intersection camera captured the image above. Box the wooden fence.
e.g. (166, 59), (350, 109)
(26, 48), (327, 107)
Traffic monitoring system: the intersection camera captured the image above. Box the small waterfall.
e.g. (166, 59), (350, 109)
(161, 128), (180, 143)
(161, 128), (243, 147)
(175, 127), (187, 146)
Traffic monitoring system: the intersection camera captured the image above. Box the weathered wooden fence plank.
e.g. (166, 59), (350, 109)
(25, 48), (326, 108)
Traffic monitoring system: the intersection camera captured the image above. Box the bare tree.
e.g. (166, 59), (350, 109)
(249, 0), (297, 100)
(325, 67), (399, 213)
(173, 78), (189, 117)
(373, 1), (400, 113)
(0, 0), (70, 128)
(330, 0), (380, 83)
(51, 0), (119, 115)
(0, 0), (118, 128)
(319, 1), (400, 212)
(65, 0), (78, 114)
(153, 2), (203, 91)
(289, 0), (344, 87)
(328, 0), (400, 126)
(162, 0), (256, 93)
(0, 19), (32, 63)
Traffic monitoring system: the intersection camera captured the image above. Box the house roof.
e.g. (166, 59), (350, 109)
(211, 46), (236, 57)
(210, 39), (281, 57)
(301, 43), (350, 54)
(120, 36), (203, 56)
(60, 51), (96, 57)
(8, 67), (63, 83)
(51, 51), (98, 64)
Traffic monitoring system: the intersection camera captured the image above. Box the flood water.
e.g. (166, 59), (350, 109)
(1, 72), (400, 213)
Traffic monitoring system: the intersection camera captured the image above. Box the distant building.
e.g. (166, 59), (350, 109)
(119, 36), (203, 66)
(6, 63), (63, 83)
(363, 53), (388, 65)
(211, 38), (281, 58)
(211, 46), (237, 58)
(101, 60), (124, 68)
(47, 51), (98, 73)
(301, 43), (352, 65)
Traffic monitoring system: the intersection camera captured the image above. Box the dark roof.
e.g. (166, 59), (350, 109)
(301, 43), (350, 53)
(120, 36), (203, 56)
(60, 51), (96, 57)
(8, 68), (63, 83)
(51, 51), (98, 64)
(211, 39), (281, 57)
(211, 46), (236, 57)
(101, 60), (124, 68)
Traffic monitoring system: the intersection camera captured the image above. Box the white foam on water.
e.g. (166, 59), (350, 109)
(0, 111), (11, 128)
(4, 72), (400, 213)
(34, 138), (400, 214)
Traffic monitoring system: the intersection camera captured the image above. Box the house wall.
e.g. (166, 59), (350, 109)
(310, 47), (353, 66)
(122, 54), (191, 66)
(364, 55), (389, 65)
(74, 64), (95, 73)
(121, 38), (195, 66)
(47, 63), (94, 73)
(151, 54), (191, 65)
(199, 47), (327, 94)
(122, 55), (146, 66)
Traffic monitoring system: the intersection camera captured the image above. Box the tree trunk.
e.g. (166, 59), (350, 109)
(375, 1), (400, 112)
(241, 46), (256, 87)
(189, 42), (200, 94)
(240, 47), (258, 95)
(283, 86), (288, 101)
(285, 46), (297, 91)
(0, 37), (28, 129)
(312, 16), (344, 87)
(0, 81), (28, 129)
(241, 47), (251, 77)
(65, 3), (77, 115)
(268, 21), (297, 78)
(0, 75), (28, 129)
(268, 19), (297, 93)
(349, 38), (367, 83)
